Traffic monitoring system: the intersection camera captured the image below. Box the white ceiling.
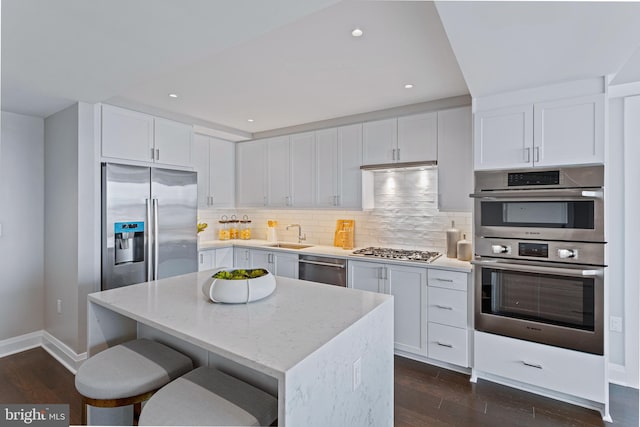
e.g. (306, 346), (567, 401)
(435, 1), (640, 98)
(3, 1), (640, 136)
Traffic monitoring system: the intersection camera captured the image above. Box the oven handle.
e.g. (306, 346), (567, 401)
(469, 189), (603, 199)
(471, 259), (604, 277)
(299, 259), (346, 269)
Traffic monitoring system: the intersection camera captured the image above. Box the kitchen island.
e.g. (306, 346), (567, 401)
(86, 270), (394, 426)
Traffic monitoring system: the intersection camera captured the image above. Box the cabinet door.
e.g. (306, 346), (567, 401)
(214, 247), (234, 269)
(437, 106), (472, 211)
(250, 249), (272, 271)
(208, 137), (235, 208)
(337, 124), (363, 209)
(474, 105), (533, 170)
(101, 105), (154, 162)
(274, 252), (299, 279)
(192, 135), (211, 209)
(363, 118), (397, 164)
(348, 261), (384, 293)
(153, 117), (192, 167)
(266, 136), (291, 207)
(233, 248), (252, 269)
(198, 250), (215, 272)
(315, 128), (339, 207)
(533, 94), (604, 167)
(387, 265), (427, 356)
(290, 132), (316, 208)
(397, 112), (437, 162)
(236, 141), (267, 207)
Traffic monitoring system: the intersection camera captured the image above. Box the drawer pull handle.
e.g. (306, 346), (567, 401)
(522, 361), (543, 369)
(435, 304), (453, 310)
(435, 278), (454, 283)
(436, 342), (453, 348)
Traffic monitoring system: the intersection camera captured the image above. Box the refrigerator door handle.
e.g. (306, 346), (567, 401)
(146, 198), (153, 281)
(153, 198), (159, 280)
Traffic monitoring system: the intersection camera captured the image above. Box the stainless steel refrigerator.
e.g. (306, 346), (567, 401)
(101, 163), (198, 290)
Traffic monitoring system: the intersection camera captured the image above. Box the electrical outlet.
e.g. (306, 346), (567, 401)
(57, 299), (62, 314)
(610, 316), (623, 333)
(352, 357), (362, 391)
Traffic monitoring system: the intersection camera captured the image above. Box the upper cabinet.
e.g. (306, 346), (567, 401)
(437, 106), (473, 212)
(316, 124), (363, 209)
(193, 134), (235, 209)
(363, 112), (437, 165)
(237, 126), (363, 209)
(101, 104), (192, 167)
(474, 94), (604, 170)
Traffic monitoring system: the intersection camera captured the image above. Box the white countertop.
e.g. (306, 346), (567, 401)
(88, 271), (392, 377)
(199, 239), (472, 272)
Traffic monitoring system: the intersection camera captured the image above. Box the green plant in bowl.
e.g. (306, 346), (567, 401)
(212, 269), (268, 280)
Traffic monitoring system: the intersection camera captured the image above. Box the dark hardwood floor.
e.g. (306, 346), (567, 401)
(0, 348), (637, 426)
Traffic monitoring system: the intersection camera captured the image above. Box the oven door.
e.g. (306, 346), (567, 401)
(471, 188), (604, 242)
(473, 258), (604, 355)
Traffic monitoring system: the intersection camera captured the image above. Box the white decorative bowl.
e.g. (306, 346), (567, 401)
(202, 268), (276, 304)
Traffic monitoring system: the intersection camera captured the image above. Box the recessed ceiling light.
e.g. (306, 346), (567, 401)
(351, 28), (363, 37)
(168, 93), (179, 98)
(404, 84), (414, 89)
(247, 119), (254, 123)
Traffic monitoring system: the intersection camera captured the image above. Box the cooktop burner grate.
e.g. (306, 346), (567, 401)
(352, 247), (442, 263)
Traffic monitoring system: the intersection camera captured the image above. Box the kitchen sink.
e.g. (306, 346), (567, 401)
(267, 243), (313, 250)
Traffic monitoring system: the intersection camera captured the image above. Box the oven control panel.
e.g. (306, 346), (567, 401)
(476, 238), (604, 266)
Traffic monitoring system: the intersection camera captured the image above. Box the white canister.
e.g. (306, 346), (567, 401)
(446, 221), (461, 258)
(457, 234), (472, 261)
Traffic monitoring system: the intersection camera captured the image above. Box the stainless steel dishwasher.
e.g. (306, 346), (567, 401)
(298, 255), (347, 287)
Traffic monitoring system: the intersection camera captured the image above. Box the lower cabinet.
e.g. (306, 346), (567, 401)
(198, 247), (234, 272)
(348, 260), (428, 357)
(348, 260), (470, 367)
(474, 331), (605, 403)
(234, 248), (298, 279)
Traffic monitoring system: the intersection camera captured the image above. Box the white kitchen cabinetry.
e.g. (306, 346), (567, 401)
(233, 247), (252, 269)
(474, 94), (604, 170)
(198, 247), (234, 272)
(426, 269), (470, 368)
(267, 136), (291, 207)
(193, 134), (235, 208)
(348, 260), (427, 356)
(101, 105), (192, 167)
(236, 141), (267, 207)
(316, 125), (363, 208)
(290, 132), (316, 208)
(363, 113), (437, 165)
(474, 331), (605, 403)
(437, 106), (473, 212)
(249, 249), (298, 279)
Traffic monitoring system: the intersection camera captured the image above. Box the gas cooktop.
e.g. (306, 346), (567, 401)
(352, 247), (442, 264)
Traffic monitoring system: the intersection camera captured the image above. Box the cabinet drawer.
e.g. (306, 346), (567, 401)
(427, 287), (467, 328)
(428, 269), (468, 292)
(474, 332), (605, 402)
(428, 323), (468, 367)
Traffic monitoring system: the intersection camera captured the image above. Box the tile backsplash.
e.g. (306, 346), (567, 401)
(198, 169), (471, 253)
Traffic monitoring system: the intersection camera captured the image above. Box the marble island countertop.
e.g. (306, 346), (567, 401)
(87, 271), (395, 426)
(199, 239), (472, 272)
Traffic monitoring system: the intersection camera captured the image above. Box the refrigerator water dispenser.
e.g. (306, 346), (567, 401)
(114, 222), (144, 265)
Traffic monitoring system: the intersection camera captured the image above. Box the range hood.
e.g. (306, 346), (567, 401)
(360, 160), (437, 171)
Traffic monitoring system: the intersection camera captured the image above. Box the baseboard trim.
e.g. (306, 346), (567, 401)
(41, 331), (87, 374)
(609, 362), (637, 388)
(0, 330), (87, 375)
(0, 331), (43, 358)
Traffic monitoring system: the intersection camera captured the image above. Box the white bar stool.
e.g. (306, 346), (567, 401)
(138, 367), (278, 426)
(75, 338), (193, 425)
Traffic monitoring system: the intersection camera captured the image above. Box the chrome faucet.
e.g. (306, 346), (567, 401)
(286, 224), (306, 243)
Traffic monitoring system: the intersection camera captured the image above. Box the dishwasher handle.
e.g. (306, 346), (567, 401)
(298, 259), (346, 269)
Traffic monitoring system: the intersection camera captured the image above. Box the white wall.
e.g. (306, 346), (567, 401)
(198, 168), (472, 253)
(0, 111), (45, 340)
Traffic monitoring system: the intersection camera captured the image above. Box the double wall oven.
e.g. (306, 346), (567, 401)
(471, 165), (605, 355)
